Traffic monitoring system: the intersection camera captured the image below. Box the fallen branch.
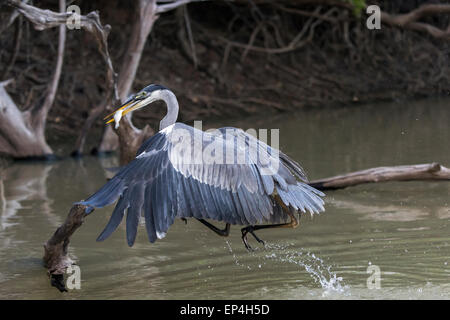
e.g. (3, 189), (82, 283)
(43, 204), (89, 292)
(309, 163), (450, 191)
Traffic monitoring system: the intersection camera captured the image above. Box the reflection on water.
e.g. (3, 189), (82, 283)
(0, 98), (449, 299)
(0, 164), (56, 230)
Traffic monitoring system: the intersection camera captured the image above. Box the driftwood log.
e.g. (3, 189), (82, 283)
(43, 161), (450, 291)
(43, 204), (88, 292)
(309, 163), (450, 190)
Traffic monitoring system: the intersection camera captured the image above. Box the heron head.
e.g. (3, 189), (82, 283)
(104, 84), (168, 128)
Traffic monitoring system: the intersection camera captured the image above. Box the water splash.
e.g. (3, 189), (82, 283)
(225, 240), (349, 297)
(265, 243), (349, 296)
(225, 240), (252, 270)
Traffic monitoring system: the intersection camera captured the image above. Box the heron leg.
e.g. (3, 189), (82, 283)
(241, 227), (265, 250)
(241, 209), (299, 251)
(197, 219), (230, 237)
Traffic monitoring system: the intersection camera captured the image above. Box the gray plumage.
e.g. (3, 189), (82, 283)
(79, 85), (325, 246)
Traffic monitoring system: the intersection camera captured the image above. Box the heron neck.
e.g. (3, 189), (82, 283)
(159, 90), (179, 130)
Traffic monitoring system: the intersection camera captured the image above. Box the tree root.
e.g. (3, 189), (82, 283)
(380, 3), (450, 39)
(3, 0), (116, 159)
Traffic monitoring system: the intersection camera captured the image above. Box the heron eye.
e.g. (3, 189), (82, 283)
(136, 92), (147, 99)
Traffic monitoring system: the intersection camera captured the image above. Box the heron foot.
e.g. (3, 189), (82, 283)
(241, 226), (265, 251)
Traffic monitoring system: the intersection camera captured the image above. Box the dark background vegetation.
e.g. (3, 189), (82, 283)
(0, 0), (449, 152)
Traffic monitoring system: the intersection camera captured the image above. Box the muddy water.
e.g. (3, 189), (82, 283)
(0, 98), (449, 299)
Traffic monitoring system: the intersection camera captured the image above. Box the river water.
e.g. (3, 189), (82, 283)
(0, 98), (449, 299)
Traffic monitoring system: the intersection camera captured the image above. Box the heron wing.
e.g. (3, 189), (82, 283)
(79, 123), (325, 246)
(163, 123), (324, 213)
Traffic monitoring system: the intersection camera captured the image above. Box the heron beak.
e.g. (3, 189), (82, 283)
(104, 95), (155, 126)
(104, 100), (136, 125)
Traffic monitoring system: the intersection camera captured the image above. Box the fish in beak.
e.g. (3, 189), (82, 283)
(104, 93), (154, 129)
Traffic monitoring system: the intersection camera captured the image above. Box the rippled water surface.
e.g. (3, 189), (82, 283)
(0, 98), (449, 299)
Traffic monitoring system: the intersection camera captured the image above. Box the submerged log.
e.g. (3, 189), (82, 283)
(43, 204), (90, 292)
(309, 163), (450, 191)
